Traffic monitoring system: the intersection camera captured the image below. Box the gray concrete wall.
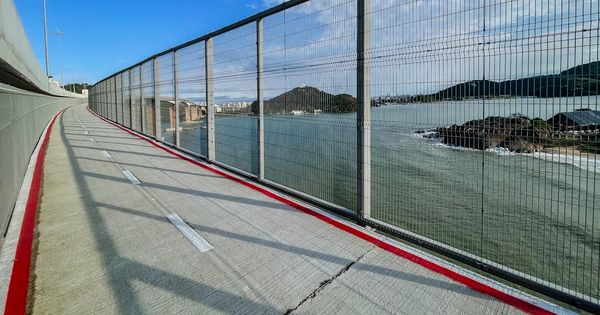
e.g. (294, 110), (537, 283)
(0, 0), (87, 235)
(0, 83), (85, 235)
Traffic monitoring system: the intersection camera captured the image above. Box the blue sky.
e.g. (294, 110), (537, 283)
(13, 0), (597, 96)
(14, 0), (283, 84)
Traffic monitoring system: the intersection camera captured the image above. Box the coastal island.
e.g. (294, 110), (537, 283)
(417, 110), (600, 155)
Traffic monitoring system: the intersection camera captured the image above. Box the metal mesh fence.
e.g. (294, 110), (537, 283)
(157, 53), (175, 144)
(141, 60), (155, 137)
(115, 74), (123, 125)
(176, 42), (208, 157)
(212, 23), (259, 175)
(130, 66), (142, 132)
(262, 0), (358, 210)
(88, 0), (600, 310)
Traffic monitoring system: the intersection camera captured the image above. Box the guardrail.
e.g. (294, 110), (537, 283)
(88, 0), (600, 312)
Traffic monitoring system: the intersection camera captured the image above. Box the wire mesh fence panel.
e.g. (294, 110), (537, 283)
(92, 86), (96, 113)
(95, 83), (100, 116)
(107, 79), (113, 121)
(112, 77), (117, 122)
(157, 53), (176, 144)
(94, 83), (99, 115)
(262, 0), (358, 210)
(108, 80), (112, 120)
(101, 80), (107, 119)
(368, 1), (485, 256)
(102, 81), (108, 118)
(368, 0), (599, 303)
(100, 82), (109, 118)
(130, 66), (142, 132)
(110, 78), (116, 122)
(212, 23), (258, 175)
(480, 0), (600, 302)
(110, 79), (114, 120)
(122, 71), (131, 128)
(176, 43), (208, 157)
(115, 74), (123, 125)
(141, 60), (155, 137)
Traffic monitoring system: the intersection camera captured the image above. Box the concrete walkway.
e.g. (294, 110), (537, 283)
(25, 104), (557, 314)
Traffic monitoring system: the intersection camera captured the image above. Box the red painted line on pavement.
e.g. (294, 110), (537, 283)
(4, 109), (66, 315)
(87, 107), (554, 315)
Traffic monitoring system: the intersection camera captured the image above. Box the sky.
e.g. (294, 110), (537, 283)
(13, 0), (285, 85)
(13, 0), (598, 97)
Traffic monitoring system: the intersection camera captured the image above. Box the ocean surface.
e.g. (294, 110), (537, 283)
(174, 97), (600, 299)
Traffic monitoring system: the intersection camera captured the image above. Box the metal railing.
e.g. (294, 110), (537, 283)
(88, 0), (600, 312)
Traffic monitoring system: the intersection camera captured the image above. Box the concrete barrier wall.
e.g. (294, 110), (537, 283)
(0, 83), (85, 234)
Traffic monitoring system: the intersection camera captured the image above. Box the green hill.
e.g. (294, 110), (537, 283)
(252, 86), (357, 114)
(429, 61), (600, 99)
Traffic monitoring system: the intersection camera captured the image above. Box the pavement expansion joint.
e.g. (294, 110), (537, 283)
(284, 244), (378, 314)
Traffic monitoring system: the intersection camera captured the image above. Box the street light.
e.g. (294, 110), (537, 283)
(43, 0), (50, 79)
(48, 28), (64, 88)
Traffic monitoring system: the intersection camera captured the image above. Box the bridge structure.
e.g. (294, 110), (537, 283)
(0, 0), (599, 314)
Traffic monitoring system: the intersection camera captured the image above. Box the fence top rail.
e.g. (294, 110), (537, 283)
(91, 0), (309, 88)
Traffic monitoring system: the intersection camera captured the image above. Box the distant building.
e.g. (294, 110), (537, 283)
(547, 109), (600, 130)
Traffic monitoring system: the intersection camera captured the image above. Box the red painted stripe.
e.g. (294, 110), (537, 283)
(87, 107), (555, 315)
(4, 109), (66, 315)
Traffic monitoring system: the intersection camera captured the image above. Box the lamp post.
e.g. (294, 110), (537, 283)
(43, 0), (50, 79)
(49, 29), (64, 88)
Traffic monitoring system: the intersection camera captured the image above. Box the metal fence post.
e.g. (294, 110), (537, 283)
(114, 76), (118, 122)
(109, 79), (112, 119)
(129, 70), (133, 128)
(103, 81), (107, 117)
(257, 18), (265, 180)
(174, 52), (181, 147)
(121, 74), (125, 125)
(357, 0), (371, 223)
(108, 80), (111, 119)
(99, 83), (102, 116)
(98, 83), (101, 115)
(205, 37), (216, 162)
(140, 66), (145, 134)
(153, 58), (161, 140)
(103, 81), (106, 118)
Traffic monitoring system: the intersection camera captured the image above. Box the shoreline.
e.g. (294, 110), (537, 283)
(414, 131), (600, 173)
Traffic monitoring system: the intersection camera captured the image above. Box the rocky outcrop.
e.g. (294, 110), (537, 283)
(433, 116), (553, 153)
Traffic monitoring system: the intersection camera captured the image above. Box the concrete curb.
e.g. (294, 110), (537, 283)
(0, 108), (65, 314)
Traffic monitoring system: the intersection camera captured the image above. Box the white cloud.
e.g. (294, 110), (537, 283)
(119, 0), (600, 101)
(262, 0), (286, 8)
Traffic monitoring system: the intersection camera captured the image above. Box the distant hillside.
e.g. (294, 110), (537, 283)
(63, 83), (89, 94)
(430, 61), (600, 99)
(252, 86), (357, 114)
